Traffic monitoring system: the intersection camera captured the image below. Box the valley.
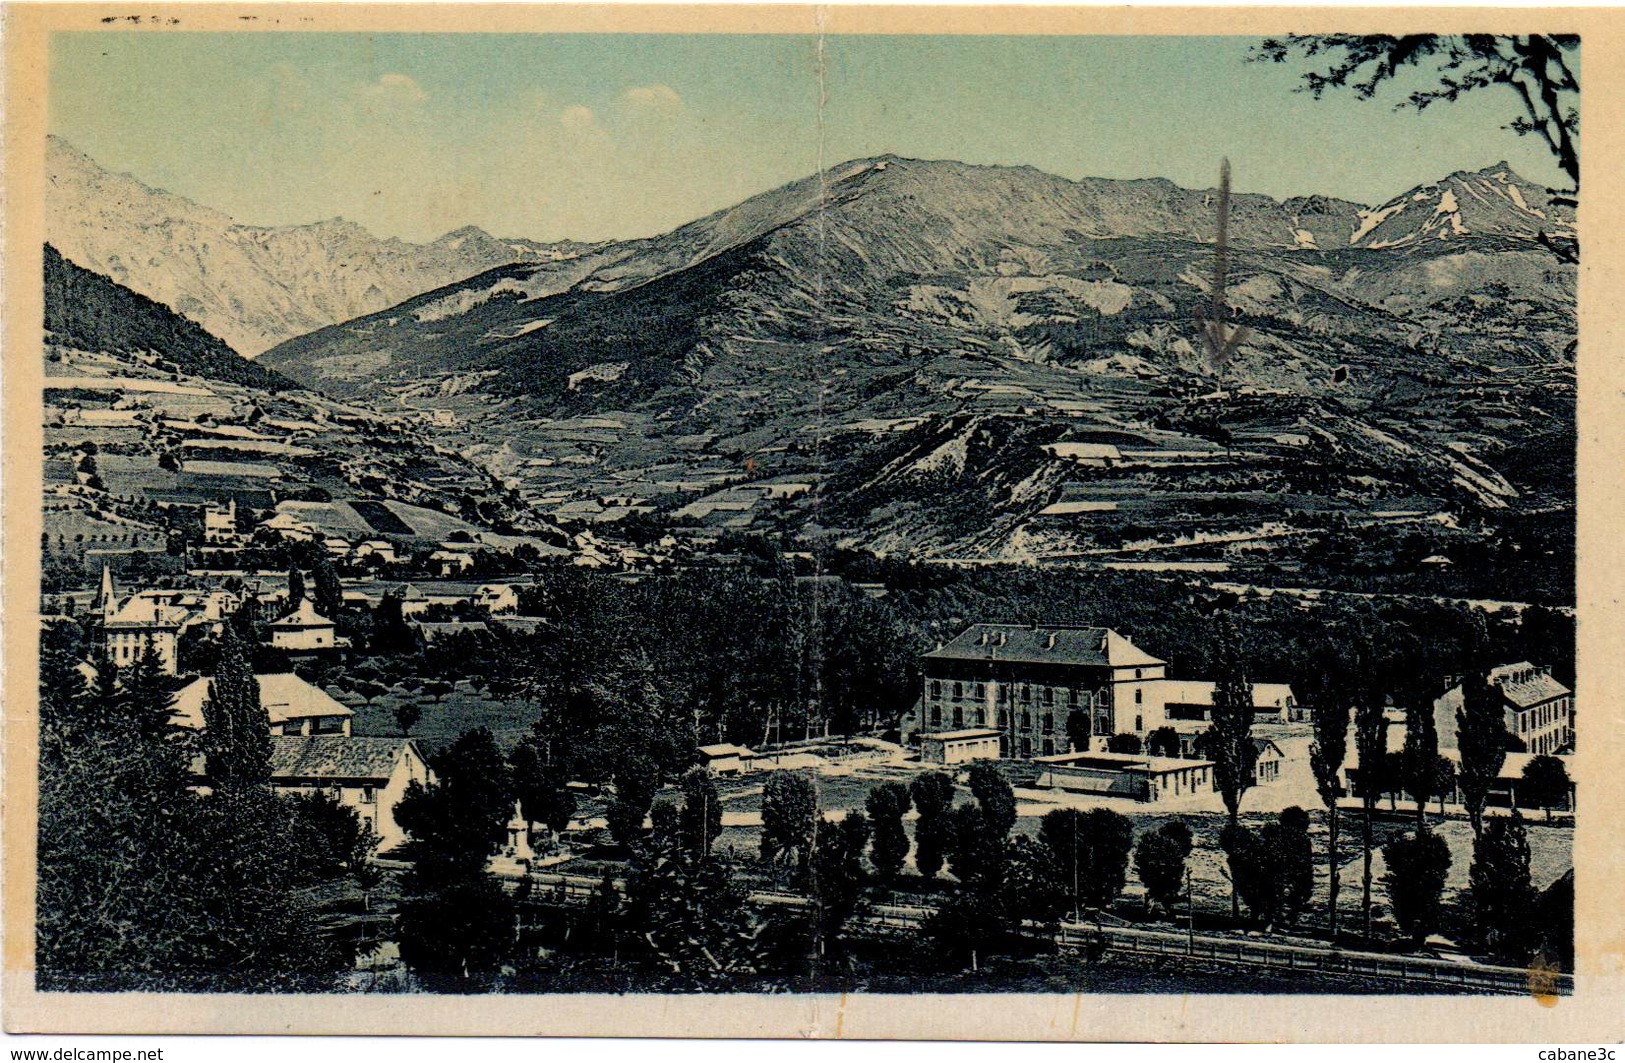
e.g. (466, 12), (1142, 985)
(47, 145), (1577, 606)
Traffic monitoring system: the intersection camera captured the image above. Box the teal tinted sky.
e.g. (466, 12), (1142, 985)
(49, 32), (1572, 242)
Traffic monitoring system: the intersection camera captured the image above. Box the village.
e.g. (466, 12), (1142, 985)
(39, 479), (1578, 993)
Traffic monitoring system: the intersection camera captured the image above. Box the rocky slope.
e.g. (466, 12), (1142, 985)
(1347, 163), (1575, 249)
(253, 155), (1576, 565)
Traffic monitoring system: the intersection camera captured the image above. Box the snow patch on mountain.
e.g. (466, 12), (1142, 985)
(1351, 202), (1407, 245)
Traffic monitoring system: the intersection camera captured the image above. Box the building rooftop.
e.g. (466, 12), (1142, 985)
(1489, 662), (1570, 708)
(697, 743), (756, 758)
(1158, 679), (1297, 709)
(923, 624), (1165, 669)
(105, 596), (193, 629)
(171, 672), (353, 730)
(268, 600), (335, 628)
(269, 736), (419, 782)
(410, 620), (490, 641)
(1033, 750), (1213, 774)
(921, 728), (1003, 741)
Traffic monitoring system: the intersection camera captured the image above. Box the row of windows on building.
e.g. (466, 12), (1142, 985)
(927, 680), (1144, 707)
(1515, 697), (1570, 737)
(1528, 731), (1567, 756)
(927, 704), (1144, 735)
(1018, 737), (1057, 758)
(109, 632), (173, 664)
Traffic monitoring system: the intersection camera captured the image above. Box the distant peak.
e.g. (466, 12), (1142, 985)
(435, 224), (494, 243)
(1453, 160), (1530, 184)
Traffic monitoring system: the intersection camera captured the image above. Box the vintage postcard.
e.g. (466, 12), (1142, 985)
(3, 2), (1623, 1042)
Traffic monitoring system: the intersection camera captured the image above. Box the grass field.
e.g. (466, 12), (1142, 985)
(345, 685), (536, 751)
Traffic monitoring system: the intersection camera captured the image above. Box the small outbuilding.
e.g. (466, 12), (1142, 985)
(1033, 751), (1215, 803)
(697, 743), (757, 775)
(1251, 737), (1286, 784)
(919, 728), (1002, 766)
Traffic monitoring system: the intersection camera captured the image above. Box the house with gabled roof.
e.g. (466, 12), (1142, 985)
(269, 736), (433, 851)
(257, 511), (317, 542)
(97, 564), (227, 674)
(696, 743), (756, 775)
(171, 671), (353, 737)
(267, 599), (347, 651)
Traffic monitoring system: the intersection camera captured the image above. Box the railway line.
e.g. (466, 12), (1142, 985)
(521, 871), (1564, 996)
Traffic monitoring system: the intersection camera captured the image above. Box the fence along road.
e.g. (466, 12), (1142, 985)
(522, 870), (1566, 996)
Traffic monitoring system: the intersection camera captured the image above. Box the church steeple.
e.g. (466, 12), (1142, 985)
(96, 563), (117, 621)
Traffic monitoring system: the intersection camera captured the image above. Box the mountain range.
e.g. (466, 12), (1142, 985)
(259, 154), (1575, 402)
(46, 144), (1577, 576)
(45, 136), (599, 355)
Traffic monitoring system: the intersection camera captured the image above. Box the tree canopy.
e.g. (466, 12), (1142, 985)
(1253, 35), (1579, 194)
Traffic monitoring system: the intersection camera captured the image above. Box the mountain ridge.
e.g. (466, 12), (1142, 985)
(250, 151), (1574, 567)
(44, 135), (601, 356)
(260, 153), (1574, 404)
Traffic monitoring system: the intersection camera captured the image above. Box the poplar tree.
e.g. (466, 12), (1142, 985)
(1206, 615), (1256, 919)
(1402, 700), (1442, 830)
(1458, 668), (1509, 840)
(1208, 615), (1258, 829)
(1470, 813), (1536, 963)
(864, 782), (912, 882)
(909, 771), (956, 880)
(202, 620), (270, 793)
(310, 547), (345, 621)
(1352, 648), (1389, 940)
(679, 765), (723, 857)
(1307, 654), (1352, 937)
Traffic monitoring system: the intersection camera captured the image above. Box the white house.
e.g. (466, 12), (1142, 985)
(268, 736), (433, 851)
(1033, 750), (1215, 803)
(696, 743), (757, 775)
(96, 565), (229, 675)
(1433, 662), (1572, 756)
(267, 599), (346, 651)
(258, 512), (317, 542)
(202, 499), (240, 544)
(103, 595), (191, 674)
(473, 584), (521, 614)
(429, 549), (475, 576)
